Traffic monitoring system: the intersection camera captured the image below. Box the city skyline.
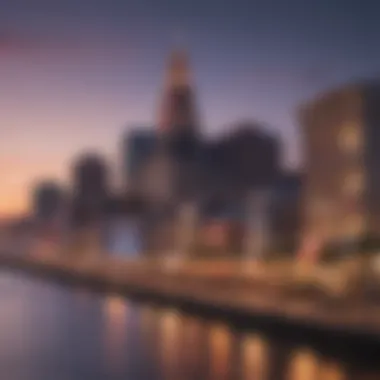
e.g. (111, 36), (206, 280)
(2, 0), (380, 216)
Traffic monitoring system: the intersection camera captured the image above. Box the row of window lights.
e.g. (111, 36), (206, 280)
(308, 172), (364, 215)
(340, 122), (363, 236)
(308, 123), (364, 237)
(308, 200), (364, 238)
(342, 170), (364, 196)
(311, 216), (364, 238)
(338, 121), (362, 153)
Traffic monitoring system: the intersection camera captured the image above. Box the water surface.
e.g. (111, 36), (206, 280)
(0, 272), (377, 380)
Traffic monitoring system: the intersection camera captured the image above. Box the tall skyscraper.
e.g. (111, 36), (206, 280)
(300, 82), (380, 246)
(71, 152), (109, 225)
(135, 50), (201, 204)
(159, 49), (198, 140)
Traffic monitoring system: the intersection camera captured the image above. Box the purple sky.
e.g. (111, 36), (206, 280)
(1, 0), (380, 215)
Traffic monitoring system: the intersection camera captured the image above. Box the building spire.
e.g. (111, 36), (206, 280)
(165, 49), (190, 88)
(159, 49), (198, 135)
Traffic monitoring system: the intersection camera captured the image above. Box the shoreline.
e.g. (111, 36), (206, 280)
(1, 252), (380, 365)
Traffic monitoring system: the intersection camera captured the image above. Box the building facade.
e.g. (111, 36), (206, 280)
(71, 152), (110, 226)
(159, 49), (199, 138)
(300, 82), (380, 246)
(122, 128), (157, 190)
(32, 180), (64, 224)
(135, 49), (201, 206)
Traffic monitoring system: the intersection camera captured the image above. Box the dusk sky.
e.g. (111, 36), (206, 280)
(2, 0), (380, 216)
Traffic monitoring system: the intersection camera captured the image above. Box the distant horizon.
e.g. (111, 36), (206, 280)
(0, 115), (306, 220)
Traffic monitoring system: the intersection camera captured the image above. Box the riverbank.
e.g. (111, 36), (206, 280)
(1, 252), (380, 355)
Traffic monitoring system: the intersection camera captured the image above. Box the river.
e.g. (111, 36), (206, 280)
(0, 272), (378, 380)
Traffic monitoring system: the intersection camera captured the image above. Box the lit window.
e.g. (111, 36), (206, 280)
(308, 198), (331, 219)
(344, 215), (364, 238)
(343, 171), (364, 196)
(338, 122), (362, 153)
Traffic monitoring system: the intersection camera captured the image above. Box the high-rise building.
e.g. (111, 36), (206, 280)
(136, 49), (201, 204)
(199, 123), (280, 203)
(32, 180), (64, 223)
(122, 128), (157, 188)
(300, 82), (380, 245)
(71, 152), (109, 225)
(159, 49), (199, 140)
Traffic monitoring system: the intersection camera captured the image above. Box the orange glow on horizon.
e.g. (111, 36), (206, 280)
(0, 156), (68, 216)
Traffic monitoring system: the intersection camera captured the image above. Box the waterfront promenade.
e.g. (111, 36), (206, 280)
(1, 250), (380, 349)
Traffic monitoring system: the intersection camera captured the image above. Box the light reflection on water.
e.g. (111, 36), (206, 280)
(242, 334), (268, 380)
(209, 323), (232, 380)
(159, 309), (182, 380)
(181, 315), (209, 378)
(103, 295), (129, 375)
(287, 348), (319, 380)
(319, 360), (346, 380)
(0, 272), (376, 380)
